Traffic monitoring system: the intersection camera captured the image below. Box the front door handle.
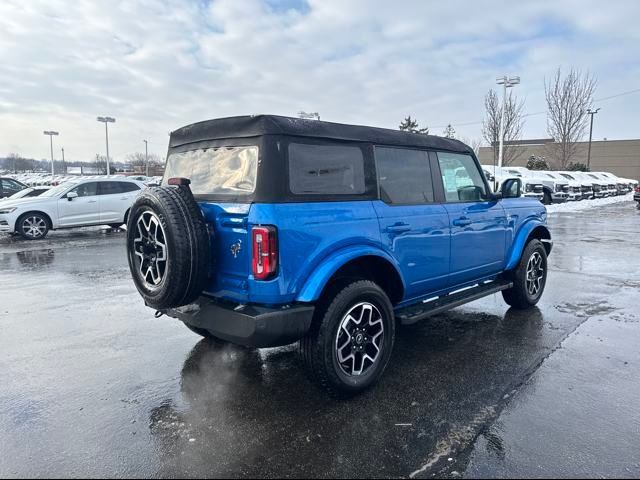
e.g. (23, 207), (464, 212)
(453, 217), (472, 227)
(386, 222), (411, 233)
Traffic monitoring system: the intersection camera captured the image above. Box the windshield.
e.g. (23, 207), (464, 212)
(163, 146), (258, 196)
(561, 174), (575, 180)
(588, 174), (600, 180)
(40, 182), (77, 197)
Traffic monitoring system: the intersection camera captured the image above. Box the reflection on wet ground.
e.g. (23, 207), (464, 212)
(0, 203), (639, 478)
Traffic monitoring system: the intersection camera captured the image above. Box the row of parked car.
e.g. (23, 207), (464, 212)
(6, 172), (162, 188)
(482, 166), (639, 205)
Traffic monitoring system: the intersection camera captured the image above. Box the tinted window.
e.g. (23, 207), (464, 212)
(26, 189), (44, 197)
(437, 152), (487, 202)
(2, 179), (24, 194)
(375, 147), (434, 204)
(164, 146), (258, 196)
(99, 181), (140, 195)
(288, 143), (365, 195)
(70, 182), (98, 197)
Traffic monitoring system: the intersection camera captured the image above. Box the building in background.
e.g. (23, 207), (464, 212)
(478, 138), (640, 179)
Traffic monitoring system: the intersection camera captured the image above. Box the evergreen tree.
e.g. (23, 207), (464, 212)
(399, 116), (429, 134)
(442, 124), (456, 138)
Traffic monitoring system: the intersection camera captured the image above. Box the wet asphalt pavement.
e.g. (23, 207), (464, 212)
(1, 202), (639, 478)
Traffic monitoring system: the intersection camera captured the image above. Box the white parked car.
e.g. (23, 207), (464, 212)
(0, 178), (145, 240)
(481, 165), (544, 201)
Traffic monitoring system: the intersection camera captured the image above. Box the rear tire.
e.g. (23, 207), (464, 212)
(300, 280), (395, 396)
(502, 239), (548, 309)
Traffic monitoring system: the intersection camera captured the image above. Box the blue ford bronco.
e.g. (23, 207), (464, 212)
(126, 115), (552, 395)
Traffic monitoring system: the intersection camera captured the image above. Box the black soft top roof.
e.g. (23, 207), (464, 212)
(169, 114), (472, 154)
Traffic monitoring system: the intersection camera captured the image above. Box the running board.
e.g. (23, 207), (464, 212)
(396, 280), (513, 325)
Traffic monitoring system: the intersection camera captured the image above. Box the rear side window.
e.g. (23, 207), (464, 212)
(99, 181), (139, 195)
(288, 143), (365, 195)
(375, 147), (434, 204)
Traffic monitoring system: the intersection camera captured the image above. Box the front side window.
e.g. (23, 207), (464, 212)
(288, 143), (365, 195)
(70, 182), (98, 197)
(375, 147), (434, 204)
(437, 152), (487, 202)
(164, 146), (258, 196)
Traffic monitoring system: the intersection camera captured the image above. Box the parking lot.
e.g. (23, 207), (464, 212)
(1, 201), (639, 478)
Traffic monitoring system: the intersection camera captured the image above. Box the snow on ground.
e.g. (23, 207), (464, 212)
(546, 193), (635, 214)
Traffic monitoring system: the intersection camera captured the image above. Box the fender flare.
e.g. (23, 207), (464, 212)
(505, 220), (551, 271)
(295, 245), (405, 303)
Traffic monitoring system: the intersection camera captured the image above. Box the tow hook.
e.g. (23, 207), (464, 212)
(154, 310), (165, 318)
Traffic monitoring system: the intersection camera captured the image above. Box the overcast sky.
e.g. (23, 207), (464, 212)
(1, 0), (639, 162)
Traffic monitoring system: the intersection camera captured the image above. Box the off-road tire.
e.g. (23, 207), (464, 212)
(502, 239), (548, 309)
(126, 185), (210, 310)
(300, 280), (395, 396)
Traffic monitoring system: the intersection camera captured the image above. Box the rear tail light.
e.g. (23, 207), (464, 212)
(252, 226), (278, 280)
(635, 186), (640, 193)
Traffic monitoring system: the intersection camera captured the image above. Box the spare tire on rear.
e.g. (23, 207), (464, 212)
(126, 184), (211, 310)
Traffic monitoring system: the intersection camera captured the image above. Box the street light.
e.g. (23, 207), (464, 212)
(43, 130), (59, 176)
(97, 116), (116, 175)
(61, 147), (65, 174)
(586, 108), (600, 169)
(496, 75), (520, 169)
(143, 139), (148, 177)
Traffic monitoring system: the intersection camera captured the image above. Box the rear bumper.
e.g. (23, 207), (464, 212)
(166, 296), (315, 348)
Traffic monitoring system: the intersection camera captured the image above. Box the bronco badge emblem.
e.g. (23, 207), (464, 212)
(230, 240), (242, 258)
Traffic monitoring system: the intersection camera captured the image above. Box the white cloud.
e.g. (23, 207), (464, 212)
(0, 0), (638, 161)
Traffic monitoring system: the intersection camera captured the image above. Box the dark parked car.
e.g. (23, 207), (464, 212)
(126, 115), (552, 395)
(0, 177), (27, 198)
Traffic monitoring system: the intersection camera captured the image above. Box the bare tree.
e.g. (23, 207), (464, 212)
(459, 137), (483, 157)
(482, 89), (525, 166)
(126, 152), (163, 169)
(544, 67), (596, 168)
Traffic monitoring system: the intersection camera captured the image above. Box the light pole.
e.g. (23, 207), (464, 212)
(43, 131), (59, 176)
(143, 139), (149, 177)
(496, 75), (520, 169)
(61, 147), (65, 174)
(586, 108), (600, 170)
(97, 116), (116, 175)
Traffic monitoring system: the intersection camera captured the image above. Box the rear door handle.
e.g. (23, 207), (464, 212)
(386, 222), (411, 233)
(453, 217), (472, 227)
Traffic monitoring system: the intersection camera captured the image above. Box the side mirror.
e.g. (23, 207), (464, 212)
(501, 178), (522, 199)
(66, 191), (78, 201)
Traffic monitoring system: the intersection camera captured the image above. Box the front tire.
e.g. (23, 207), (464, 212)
(300, 280), (395, 396)
(502, 239), (548, 309)
(17, 213), (49, 240)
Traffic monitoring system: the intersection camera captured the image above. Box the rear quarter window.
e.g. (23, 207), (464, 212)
(288, 143), (366, 195)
